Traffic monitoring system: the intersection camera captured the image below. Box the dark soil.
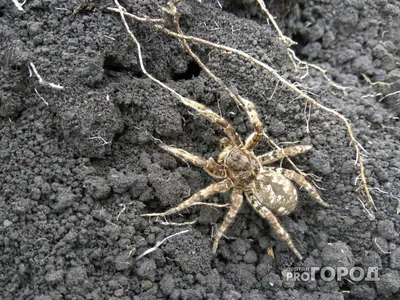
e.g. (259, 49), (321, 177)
(1, 0), (400, 299)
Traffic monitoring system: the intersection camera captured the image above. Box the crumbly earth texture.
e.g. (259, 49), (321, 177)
(1, 0), (400, 299)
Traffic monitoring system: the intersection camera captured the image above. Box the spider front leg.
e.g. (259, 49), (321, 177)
(277, 168), (331, 208)
(246, 195), (303, 260)
(240, 96), (264, 151)
(141, 179), (232, 217)
(159, 143), (226, 178)
(178, 96), (243, 147)
(258, 145), (313, 165)
(212, 188), (243, 253)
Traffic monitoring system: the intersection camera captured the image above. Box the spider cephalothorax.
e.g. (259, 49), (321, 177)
(218, 141), (260, 188)
(142, 96), (330, 260)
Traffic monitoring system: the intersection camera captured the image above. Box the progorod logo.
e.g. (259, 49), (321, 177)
(283, 266), (379, 282)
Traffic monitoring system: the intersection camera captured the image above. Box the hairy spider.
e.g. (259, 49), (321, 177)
(142, 95), (330, 260)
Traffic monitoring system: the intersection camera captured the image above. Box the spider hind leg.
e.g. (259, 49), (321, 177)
(212, 188), (243, 253)
(246, 195), (303, 260)
(278, 168), (331, 208)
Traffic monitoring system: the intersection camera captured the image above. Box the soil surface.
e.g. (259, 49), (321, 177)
(1, 0), (400, 299)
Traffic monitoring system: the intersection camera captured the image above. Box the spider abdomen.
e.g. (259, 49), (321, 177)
(245, 170), (298, 216)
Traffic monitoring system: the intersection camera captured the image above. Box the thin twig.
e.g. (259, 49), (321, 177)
(156, 218), (198, 226)
(107, 7), (165, 23)
(136, 229), (190, 260)
(357, 197), (375, 220)
(374, 238), (391, 254)
(117, 202), (135, 220)
(361, 74), (393, 87)
(256, 1), (349, 92)
(287, 49), (350, 92)
(254, 0), (296, 46)
(378, 90), (400, 102)
(393, 195), (400, 215)
(12, 0), (26, 11)
(141, 202), (229, 217)
(34, 88), (49, 106)
(87, 136), (110, 145)
(167, 6), (245, 110)
(29, 62), (64, 90)
(304, 101), (311, 134)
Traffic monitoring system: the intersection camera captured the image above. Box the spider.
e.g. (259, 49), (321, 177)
(141, 94), (330, 260)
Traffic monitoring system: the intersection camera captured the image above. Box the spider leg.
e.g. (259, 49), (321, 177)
(240, 96), (263, 151)
(212, 188), (244, 253)
(258, 145), (313, 165)
(160, 144), (226, 178)
(277, 168), (331, 208)
(245, 195), (303, 260)
(141, 179), (232, 217)
(178, 96), (243, 146)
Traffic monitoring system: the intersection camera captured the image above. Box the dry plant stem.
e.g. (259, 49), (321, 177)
(107, 7), (164, 23)
(156, 218), (198, 226)
(286, 49), (350, 92)
(357, 197), (375, 220)
(169, 9), (244, 110)
(12, 0), (25, 11)
(108, 6), (374, 209)
(378, 90), (400, 102)
(141, 202), (229, 217)
(87, 136), (110, 145)
(394, 195), (400, 214)
(254, 0), (296, 47)
(34, 89), (49, 106)
(374, 238), (391, 254)
(29, 62), (64, 90)
(361, 74), (393, 87)
(136, 229), (190, 260)
(254, 1), (349, 92)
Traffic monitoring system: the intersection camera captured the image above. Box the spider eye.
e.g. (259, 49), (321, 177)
(227, 150), (251, 171)
(229, 152), (239, 161)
